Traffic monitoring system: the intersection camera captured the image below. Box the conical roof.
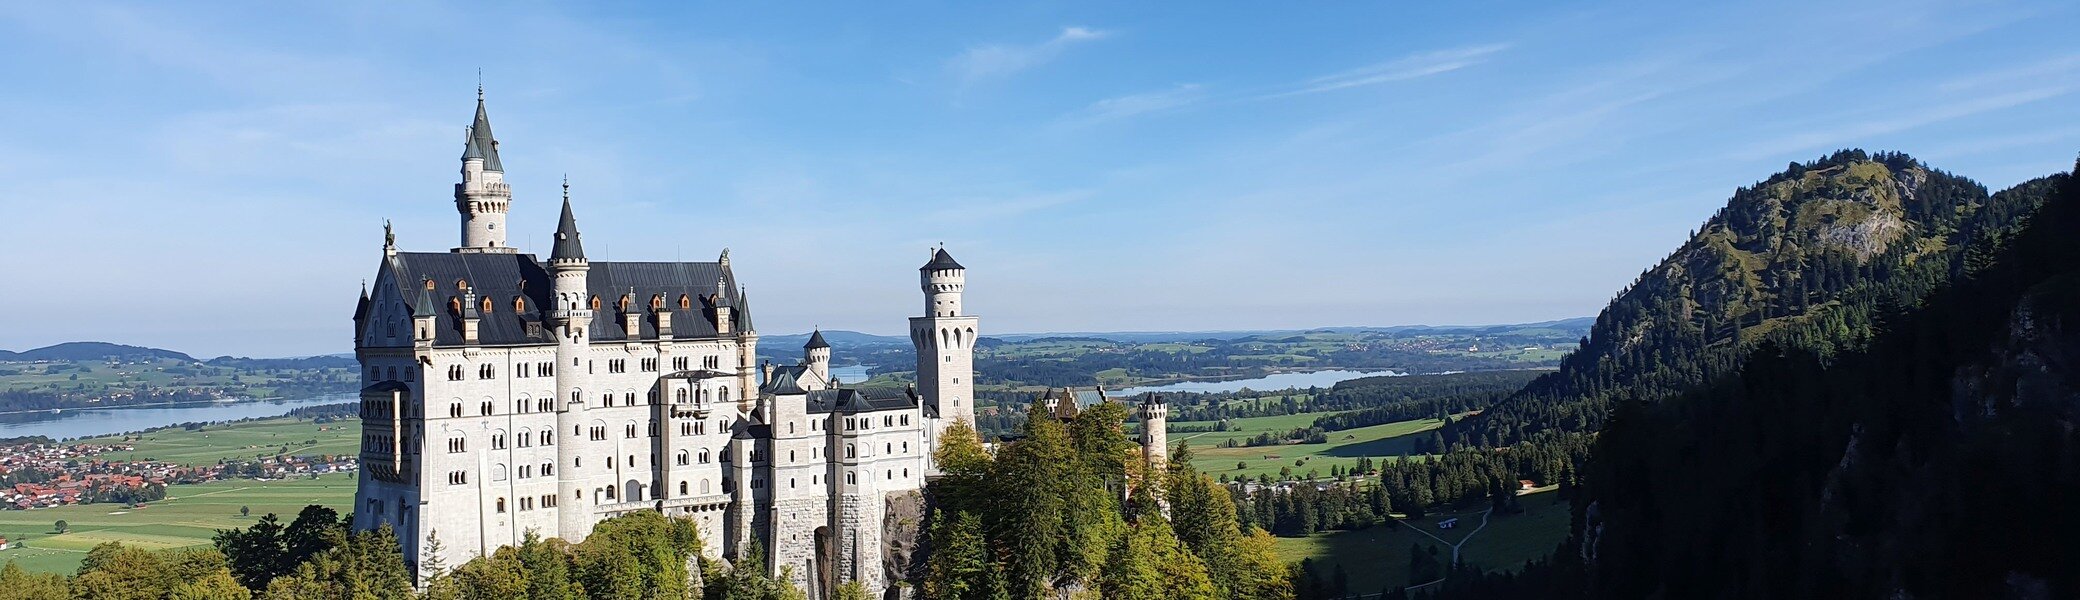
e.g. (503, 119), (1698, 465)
(551, 195), (585, 261)
(922, 247), (964, 271)
(805, 329), (829, 350)
(460, 93), (504, 172)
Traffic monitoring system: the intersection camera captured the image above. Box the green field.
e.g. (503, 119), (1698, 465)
(0, 474), (357, 574)
(0, 358), (349, 400)
(1180, 412), (1445, 480)
(1273, 489), (1572, 594)
(84, 417), (360, 467)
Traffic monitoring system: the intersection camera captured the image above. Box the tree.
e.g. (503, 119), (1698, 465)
(831, 581), (872, 600)
(240, 506), (250, 518)
(0, 560), (71, 599)
(53, 520), (68, 534)
(924, 511), (996, 600)
(991, 403), (1074, 598)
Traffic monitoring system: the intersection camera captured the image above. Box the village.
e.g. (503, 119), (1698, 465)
(0, 439), (355, 510)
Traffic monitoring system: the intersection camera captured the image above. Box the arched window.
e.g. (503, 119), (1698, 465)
(589, 296), (602, 310)
(480, 297), (494, 313)
(679, 481), (688, 495)
(678, 294), (692, 309)
(651, 295), (665, 310)
(618, 295), (631, 311)
(455, 278), (469, 290)
(513, 297), (525, 311)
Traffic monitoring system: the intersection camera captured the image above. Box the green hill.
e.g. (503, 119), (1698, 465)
(1446, 150), (2056, 449)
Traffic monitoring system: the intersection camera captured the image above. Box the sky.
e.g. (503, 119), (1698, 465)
(2, 1), (2078, 358)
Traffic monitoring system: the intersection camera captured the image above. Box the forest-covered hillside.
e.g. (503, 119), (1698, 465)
(1445, 150), (2057, 449)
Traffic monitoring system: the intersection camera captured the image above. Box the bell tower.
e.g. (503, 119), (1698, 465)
(455, 85), (515, 254)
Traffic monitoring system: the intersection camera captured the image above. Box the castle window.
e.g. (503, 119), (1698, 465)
(651, 295), (665, 310)
(513, 297), (525, 312)
(846, 444), (855, 458)
(699, 450), (711, 464)
(447, 436), (466, 453)
(590, 296), (602, 310)
(449, 297), (461, 313)
(425, 279), (436, 291)
(480, 400), (493, 415)
(491, 432), (507, 450)
(496, 497), (506, 513)
(455, 279), (469, 291)
(679, 481), (688, 495)
(846, 472), (856, 485)
(678, 294), (691, 309)
(481, 297), (494, 314)
(677, 450), (689, 466)
(619, 295), (633, 311)
(449, 402), (462, 418)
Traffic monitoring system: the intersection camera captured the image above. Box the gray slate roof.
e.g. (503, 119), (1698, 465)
(922, 248), (963, 271)
(461, 96), (504, 172)
(375, 251), (749, 347)
(551, 197), (585, 261)
(804, 329), (829, 349)
(803, 387), (916, 415)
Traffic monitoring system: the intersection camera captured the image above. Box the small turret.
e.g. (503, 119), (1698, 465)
(460, 288), (481, 345)
(803, 329), (831, 388)
(411, 283), (439, 345)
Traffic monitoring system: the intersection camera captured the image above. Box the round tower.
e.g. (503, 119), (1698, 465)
(921, 247), (965, 317)
(548, 183), (593, 540)
(1140, 393), (1169, 473)
(455, 86), (514, 253)
(803, 329), (831, 387)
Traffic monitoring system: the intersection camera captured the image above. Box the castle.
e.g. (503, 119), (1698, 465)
(348, 91), (979, 597)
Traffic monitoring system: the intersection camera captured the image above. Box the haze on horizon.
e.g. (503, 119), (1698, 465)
(2, 1), (2076, 358)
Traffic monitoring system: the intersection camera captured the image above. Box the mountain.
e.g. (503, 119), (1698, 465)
(981, 318), (1596, 344)
(757, 330), (911, 350)
(1444, 150), (2054, 449)
(0, 341), (196, 363)
(1560, 158), (2080, 598)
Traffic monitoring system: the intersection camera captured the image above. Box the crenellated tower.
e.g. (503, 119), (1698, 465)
(911, 247), (977, 454)
(1139, 393), (1169, 473)
(548, 182), (593, 540)
(455, 86), (515, 254)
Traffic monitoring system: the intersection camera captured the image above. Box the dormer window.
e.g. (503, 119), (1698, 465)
(513, 297), (525, 312)
(651, 295), (665, 310)
(424, 279), (436, 291)
(589, 296), (602, 310)
(480, 297), (494, 313)
(678, 294), (691, 309)
(455, 279), (469, 291)
(618, 295), (631, 311)
(448, 297), (461, 313)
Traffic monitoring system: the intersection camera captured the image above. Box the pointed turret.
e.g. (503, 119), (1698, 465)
(551, 186), (586, 262)
(461, 87), (503, 172)
(412, 286), (438, 318)
(455, 86), (514, 253)
(805, 329), (829, 350)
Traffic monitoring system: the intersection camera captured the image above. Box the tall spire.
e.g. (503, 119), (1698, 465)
(552, 178), (586, 261)
(461, 86), (503, 172)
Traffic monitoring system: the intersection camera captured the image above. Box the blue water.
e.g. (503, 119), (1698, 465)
(1112, 369), (1404, 396)
(0, 394), (353, 441)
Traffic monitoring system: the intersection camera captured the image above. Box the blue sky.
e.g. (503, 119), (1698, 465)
(2, 1), (2077, 357)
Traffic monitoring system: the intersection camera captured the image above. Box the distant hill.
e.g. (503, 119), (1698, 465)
(982, 318), (1595, 344)
(0, 342), (196, 363)
(758, 330), (911, 349)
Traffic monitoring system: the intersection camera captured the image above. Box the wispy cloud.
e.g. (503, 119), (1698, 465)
(947, 26), (1110, 84)
(1259, 44), (1511, 99)
(1060, 84), (1206, 126)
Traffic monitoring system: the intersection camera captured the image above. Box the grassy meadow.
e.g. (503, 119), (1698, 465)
(0, 474), (356, 574)
(1272, 489), (1572, 594)
(1178, 411), (1446, 480)
(83, 417), (360, 466)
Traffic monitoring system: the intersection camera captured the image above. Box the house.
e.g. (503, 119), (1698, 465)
(1519, 479), (1536, 490)
(1439, 517), (1459, 529)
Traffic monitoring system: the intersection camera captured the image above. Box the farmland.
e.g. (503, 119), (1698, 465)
(1273, 488), (1572, 594)
(83, 417), (360, 467)
(0, 474), (356, 574)
(1179, 411), (1448, 480)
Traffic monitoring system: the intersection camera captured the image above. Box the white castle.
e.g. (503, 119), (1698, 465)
(349, 91), (980, 596)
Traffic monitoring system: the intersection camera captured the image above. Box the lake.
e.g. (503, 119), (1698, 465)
(1111, 369), (1405, 396)
(0, 394), (353, 441)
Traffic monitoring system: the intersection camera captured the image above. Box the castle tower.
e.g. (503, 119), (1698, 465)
(911, 248), (977, 450)
(1139, 394), (1169, 473)
(548, 184), (594, 540)
(803, 329), (831, 388)
(455, 86), (515, 254)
